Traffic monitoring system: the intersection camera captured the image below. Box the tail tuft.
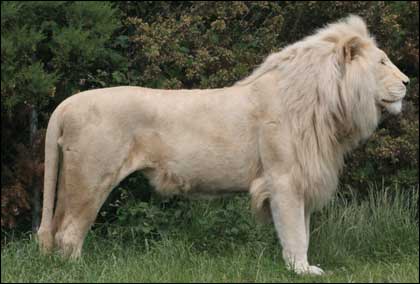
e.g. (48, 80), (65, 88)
(250, 178), (272, 223)
(37, 227), (54, 254)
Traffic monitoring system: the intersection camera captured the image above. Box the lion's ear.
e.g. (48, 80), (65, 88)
(340, 36), (364, 63)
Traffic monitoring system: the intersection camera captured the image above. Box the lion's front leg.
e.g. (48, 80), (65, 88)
(269, 174), (324, 275)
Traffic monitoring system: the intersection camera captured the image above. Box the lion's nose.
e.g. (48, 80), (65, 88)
(403, 79), (409, 86)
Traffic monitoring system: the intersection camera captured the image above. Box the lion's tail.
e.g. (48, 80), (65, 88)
(37, 108), (62, 253)
(250, 178), (272, 223)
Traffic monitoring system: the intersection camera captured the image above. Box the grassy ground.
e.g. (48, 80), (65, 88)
(2, 187), (419, 283)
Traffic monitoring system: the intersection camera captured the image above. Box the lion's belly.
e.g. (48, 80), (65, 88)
(142, 130), (261, 196)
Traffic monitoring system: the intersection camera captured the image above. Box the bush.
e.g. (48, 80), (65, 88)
(1, 1), (124, 229)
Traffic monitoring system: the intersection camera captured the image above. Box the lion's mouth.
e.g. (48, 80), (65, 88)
(381, 99), (399, 104)
(378, 98), (403, 114)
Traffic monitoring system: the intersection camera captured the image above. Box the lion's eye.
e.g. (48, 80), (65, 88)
(380, 59), (386, 65)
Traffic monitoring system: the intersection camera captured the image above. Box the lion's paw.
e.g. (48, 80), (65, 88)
(293, 264), (325, 276)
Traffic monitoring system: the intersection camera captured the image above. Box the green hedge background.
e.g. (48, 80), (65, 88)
(1, 1), (418, 231)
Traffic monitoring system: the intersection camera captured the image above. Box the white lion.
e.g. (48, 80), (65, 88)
(37, 15), (409, 275)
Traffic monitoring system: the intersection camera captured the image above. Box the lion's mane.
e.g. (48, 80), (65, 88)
(242, 15), (381, 216)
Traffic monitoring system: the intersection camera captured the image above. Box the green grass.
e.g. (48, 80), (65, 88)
(2, 187), (419, 283)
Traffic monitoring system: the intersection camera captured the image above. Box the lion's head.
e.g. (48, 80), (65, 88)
(320, 15), (409, 117)
(328, 15), (410, 141)
(331, 16), (410, 117)
(372, 49), (409, 114)
(239, 15), (409, 141)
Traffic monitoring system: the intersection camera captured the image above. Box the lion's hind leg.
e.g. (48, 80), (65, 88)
(52, 149), (116, 259)
(53, 196), (102, 259)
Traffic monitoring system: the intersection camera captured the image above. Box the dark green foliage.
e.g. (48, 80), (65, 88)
(1, 1), (123, 111)
(98, 194), (265, 252)
(1, 1), (124, 229)
(1, 1), (418, 231)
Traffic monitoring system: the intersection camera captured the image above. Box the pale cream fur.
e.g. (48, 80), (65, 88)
(37, 15), (409, 275)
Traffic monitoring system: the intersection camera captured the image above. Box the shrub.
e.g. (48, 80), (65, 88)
(1, 1), (124, 230)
